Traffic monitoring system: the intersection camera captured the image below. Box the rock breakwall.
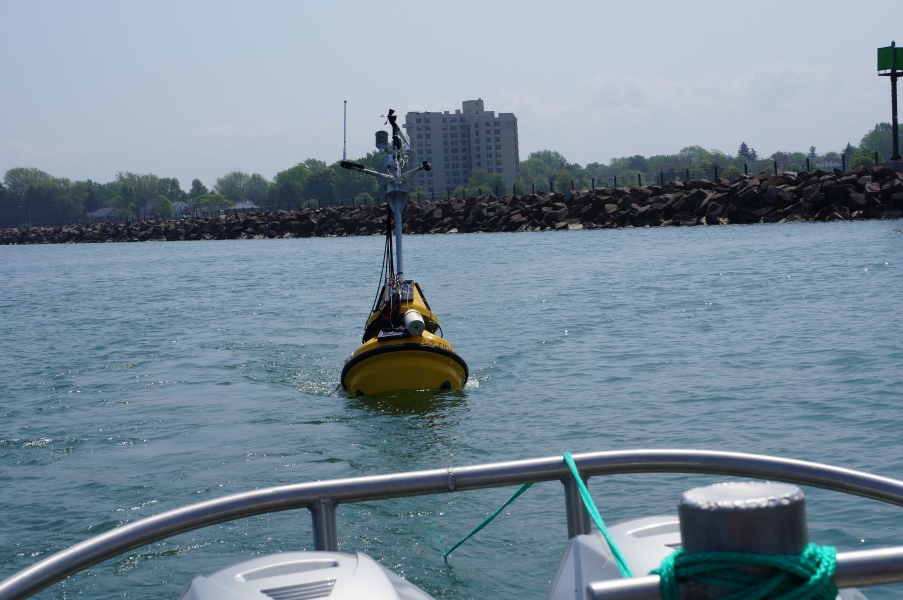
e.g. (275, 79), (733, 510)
(2, 166), (903, 245)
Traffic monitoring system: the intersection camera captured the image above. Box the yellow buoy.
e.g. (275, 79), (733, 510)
(338, 108), (467, 396)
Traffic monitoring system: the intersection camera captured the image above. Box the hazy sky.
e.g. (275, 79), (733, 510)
(1, 0), (899, 187)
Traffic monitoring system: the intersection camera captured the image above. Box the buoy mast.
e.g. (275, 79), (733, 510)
(340, 109), (431, 278)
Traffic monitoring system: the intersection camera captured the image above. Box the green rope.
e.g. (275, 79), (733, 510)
(562, 452), (634, 578)
(653, 543), (838, 600)
(442, 483), (532, 558)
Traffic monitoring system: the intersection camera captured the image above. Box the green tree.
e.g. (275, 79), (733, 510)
(722, 166), (743, 181)
(808, 146), (817, 159)
(277, 181), (303, 204)
(116, 172), (159, 214)
(332, 155), (381, 201)
(738, 142), (751, 159)
(274, 158), (328, 189)
(302, 169), (335, 204)
(841, 142), (857, 157)
(519, 150), (570, 190)
(157, 177), (186, 203)
(353, 192), (374, 206)
(850, 146), (876, 169)
(189, 178), (208, 200)
(150, 195), (174, 217)
(113, 184), (138, 218)
(214, 171), (271, 204)
(192, 193), (233, 212)
(3, 168), (54, 215)
(859, 123), (901, 161)
(0, 182), (13, 226)
(23, 179), (86, 223)
(554, 169), (574, 190)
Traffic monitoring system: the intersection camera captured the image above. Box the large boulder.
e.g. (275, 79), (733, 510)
(735, 185), (761, 206)
(671, 212), (698, 226)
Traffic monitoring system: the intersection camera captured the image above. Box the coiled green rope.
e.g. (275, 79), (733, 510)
(652, 543), (838, 600)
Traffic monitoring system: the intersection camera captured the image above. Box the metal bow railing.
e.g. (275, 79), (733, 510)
(3, 449), (903, 600)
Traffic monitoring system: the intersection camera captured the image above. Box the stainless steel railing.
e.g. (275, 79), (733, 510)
(3, 449), (903, 600)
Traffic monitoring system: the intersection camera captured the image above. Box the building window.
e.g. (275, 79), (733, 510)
(477, 161), (481, 167)
(426, 141), (431, 146)
(496, 160), (502, 165)
(454, 178), (460, 184)
(443, 141), (448, 146)
(476, 153), (480, 159)
(450, 125), (457, 130)
(416, 118), (421, 123)
(460, 117), (465, 122)
(442, 118), (447, 123)
(426, 148), (432, 154)
(488, 168), (493, 173)
(486, 144), (492, 150)
(427, 172), (433, 177)
(445, 178), (450, 184)
(495, 137), (500, 142)
(495, 144), (500, 149)
(425, 118), (430, 123)
(450, 117), (456, 122)
(425, 125), (430, 131)
(417, 141), (423, 147)
(495, 120), (500, 125)
(417, 126), (422, 131)
(496, 152), (502, 157)
(416, 134), (422, 139)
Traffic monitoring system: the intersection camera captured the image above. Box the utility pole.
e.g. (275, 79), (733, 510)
(343, 101), (347, 161)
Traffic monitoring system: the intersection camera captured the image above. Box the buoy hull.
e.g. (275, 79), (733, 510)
(341, 336), (468, 397)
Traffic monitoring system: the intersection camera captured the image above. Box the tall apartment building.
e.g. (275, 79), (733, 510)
(403, 99), (519, 194)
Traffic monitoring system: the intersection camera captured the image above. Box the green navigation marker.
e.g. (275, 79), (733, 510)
(878, 42), (901, 161)
(878, 46), (903, 72)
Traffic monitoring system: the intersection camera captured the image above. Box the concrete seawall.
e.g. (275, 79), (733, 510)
(2, 166), (902, 245)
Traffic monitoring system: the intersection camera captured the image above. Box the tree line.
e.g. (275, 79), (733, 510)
(1, 123), (898, 227)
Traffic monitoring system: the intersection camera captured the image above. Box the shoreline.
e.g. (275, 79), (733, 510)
(2, 166), (902, 245)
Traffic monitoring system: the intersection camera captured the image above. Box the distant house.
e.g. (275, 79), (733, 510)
(233, 200), (258, 211)
(86, 207), (118, 221)
(173, 201), (191, 215)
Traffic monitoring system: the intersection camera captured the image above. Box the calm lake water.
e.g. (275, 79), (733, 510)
(2, 220), (903, 599)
